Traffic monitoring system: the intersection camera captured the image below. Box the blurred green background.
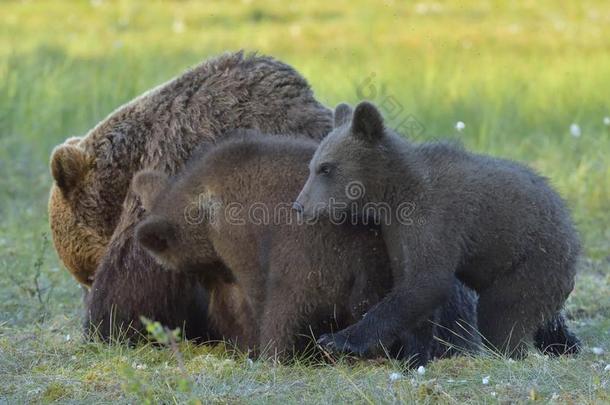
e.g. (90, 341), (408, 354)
(1, 1), (609, 403)
(2, 0), (608, 256)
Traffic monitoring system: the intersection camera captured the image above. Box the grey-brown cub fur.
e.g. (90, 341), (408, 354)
(134, 132), (480, 363)
(295, 101), (580, 358)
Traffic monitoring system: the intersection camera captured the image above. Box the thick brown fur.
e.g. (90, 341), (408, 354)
(83, 219), (218, 342)
(49, 51), (332, 286)
(134, 132), (480, 363)
(49, 52), (333, 341)
(296, 101), (581, 358)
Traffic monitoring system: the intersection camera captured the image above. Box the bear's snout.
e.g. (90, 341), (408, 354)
(292, 201), (304, 214)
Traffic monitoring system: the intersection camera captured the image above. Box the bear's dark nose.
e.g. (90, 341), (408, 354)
(292, 201), (304, 213)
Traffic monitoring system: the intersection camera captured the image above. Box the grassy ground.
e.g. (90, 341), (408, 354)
(0, 0), (608, 403)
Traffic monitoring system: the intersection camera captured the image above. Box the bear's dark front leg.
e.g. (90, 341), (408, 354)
(317, 270), (454, 358)
(392, 314), (437, 366)
(429, 279), (481, 358)
(317, 226), (458, 358)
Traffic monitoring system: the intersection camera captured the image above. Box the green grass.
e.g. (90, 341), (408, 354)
(0, 0), (609, 403)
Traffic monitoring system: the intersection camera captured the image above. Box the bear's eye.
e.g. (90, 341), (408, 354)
(318, 163), (333, 176)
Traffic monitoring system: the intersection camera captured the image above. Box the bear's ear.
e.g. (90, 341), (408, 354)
(334, 103), (353, 128)
(351, 101), (384, 143)
(136, 217), (175, 255)
(50, 144), (91, 194)
(132, 170), (169, 211)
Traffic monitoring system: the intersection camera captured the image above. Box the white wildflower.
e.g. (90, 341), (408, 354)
(482, 375), (490, 385)
(289, 24), (302, 37)
(417, 365), (426, 375)
(455, 121), (465, 131)
(604, 117), (610, 126)
(592, 347), (604, 355)
(172, 19), (185, 34)
(570, 123), (581, 137)
(389, 372), (402, 382)
(604, 364), (610, 371)
(415, 3), (443, 15)
(65, 334), (71, 341)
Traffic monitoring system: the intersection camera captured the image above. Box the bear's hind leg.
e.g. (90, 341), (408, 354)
(534, 312), (581, 356)
(479, 246), (576, 359)
(477, 288), (536, 358)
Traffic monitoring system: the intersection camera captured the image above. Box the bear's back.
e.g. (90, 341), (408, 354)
(195, 133), (392, 328)
(81, 52), (332, 174)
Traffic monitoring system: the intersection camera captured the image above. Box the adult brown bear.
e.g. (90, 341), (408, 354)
(48, 52), (333, 340)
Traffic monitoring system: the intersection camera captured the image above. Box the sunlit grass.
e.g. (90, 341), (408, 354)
(0, 0), (608, 402)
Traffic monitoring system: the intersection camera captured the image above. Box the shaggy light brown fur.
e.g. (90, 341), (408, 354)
(48, 52), (332, 341)
(49, 51), (332, 286)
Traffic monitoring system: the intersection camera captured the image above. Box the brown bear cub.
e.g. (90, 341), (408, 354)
(295, 101), (581, 358)
(133, 131), (480, 363)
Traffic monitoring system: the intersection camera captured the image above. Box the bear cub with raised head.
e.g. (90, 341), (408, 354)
(133, 131), (480, 363)
(295, 101), (581, 358)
